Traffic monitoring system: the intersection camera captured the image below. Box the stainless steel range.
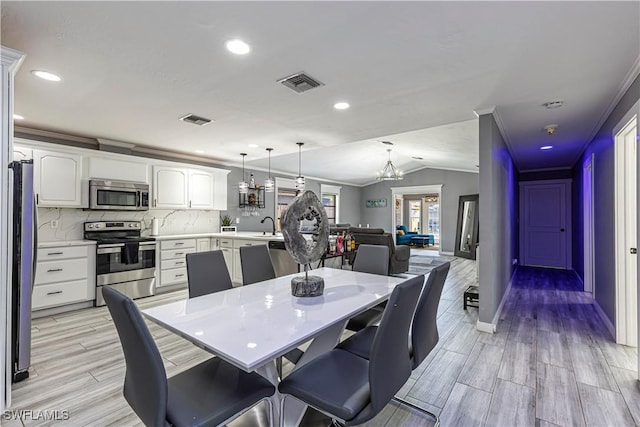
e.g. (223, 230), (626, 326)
(84, 221), (156, 306)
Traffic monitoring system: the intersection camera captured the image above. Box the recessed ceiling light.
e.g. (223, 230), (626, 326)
(225, 39), (251, 55)
(195, 150), (205, 154)
(334, 102), (350, 110)
(248, 144), (259, 148)
(13, 114), (24, 120)
(540, 145), (554, 150)
(31, 70), (61, 82)
(381, 141), (394, 146)
(412, 156), (423, 160)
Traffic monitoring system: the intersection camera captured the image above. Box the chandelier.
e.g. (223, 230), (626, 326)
(377, 148), (403, 181)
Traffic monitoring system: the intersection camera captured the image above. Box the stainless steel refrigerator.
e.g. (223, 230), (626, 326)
(10, 160), (36, 383)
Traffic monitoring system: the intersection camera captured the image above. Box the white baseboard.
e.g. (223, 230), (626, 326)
(593, 298), (616, 340)
(475, 267), (517, 334)
(440, 251), (454, 256)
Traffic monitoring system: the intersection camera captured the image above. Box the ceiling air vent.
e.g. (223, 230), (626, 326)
(278, 72), (324, 93)
(179, 114), (212, 126)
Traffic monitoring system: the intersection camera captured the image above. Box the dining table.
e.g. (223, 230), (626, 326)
(142, 267), (411, 427)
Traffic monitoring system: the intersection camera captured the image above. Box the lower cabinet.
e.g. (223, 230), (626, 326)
(157, 239), (196, 289)
(33, 244), (95, 310)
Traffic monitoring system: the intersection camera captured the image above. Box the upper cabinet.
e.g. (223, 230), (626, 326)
(33, 150), (83, 207)
(89, 157), (148, 183)
(189, 169), (215, 210)
(153, 166), (188, 209)
(153, 166), (228, 211)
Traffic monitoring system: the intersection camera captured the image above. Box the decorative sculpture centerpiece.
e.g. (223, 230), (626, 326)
(281, 190), (329, 297)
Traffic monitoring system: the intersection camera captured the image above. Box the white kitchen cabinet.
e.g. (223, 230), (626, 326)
(153, 166), (188, 209)
(196, 238), (211, 252)
(213, 170), (228, 210)
(33, 150), (83, 207)
(89, 157), (148, 183)
(210, 238), (220, 251)
(33, 244), (95, 310)
(189, 169), (215, 210)
(157, 238), (196, 289)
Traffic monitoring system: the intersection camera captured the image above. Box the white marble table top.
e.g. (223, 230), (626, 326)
(142, 267), (408, 372)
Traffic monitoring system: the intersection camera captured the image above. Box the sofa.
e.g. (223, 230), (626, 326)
(395, 225), (435, 246)
(348, 227), (410, 274)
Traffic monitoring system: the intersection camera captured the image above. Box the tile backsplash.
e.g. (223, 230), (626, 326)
(38, 208), (221, 242)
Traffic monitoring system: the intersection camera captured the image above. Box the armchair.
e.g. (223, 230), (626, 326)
(348, 227), (410, 274)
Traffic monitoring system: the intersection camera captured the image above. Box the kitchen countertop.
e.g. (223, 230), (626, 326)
(151, 231), (284, 242)
(38, 240), (97, 248)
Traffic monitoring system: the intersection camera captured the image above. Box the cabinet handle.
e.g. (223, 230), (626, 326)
(174, 242), (184, 246)
(189, 200), (192, 208)
(46, 291), (63, 296)
(175, 261), (184, 265)
(47, 252), (64, 256)
(175, 273), (184, 278)
(154, 198), (157, 208)
(47, 268), (63, 273)
(175, 252), (183, 256)
(36, 194), (39, 205)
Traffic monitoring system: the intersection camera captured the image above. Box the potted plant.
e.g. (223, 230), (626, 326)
(220, 214), (237, 233)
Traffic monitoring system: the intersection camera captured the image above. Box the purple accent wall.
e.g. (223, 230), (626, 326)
(572, 74), (640, 326)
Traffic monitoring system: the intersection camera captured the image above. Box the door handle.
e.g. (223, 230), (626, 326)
(560, 228), (565, 232)
(631, 248), (637, 254)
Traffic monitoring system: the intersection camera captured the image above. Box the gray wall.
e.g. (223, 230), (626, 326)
(478, 113), (518, 325)
(360, 168), (479, 253)
(223, 165), (362, 232)
(572, 74), (640, 326)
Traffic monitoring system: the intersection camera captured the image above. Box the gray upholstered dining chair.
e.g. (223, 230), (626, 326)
(186, 250), (233, 298)
(240, 244), (276, 286)
(278, 275), (423, 426)
(338, 262), (451, 425)
(345, 244), (390, 332)
(102, 286), (275, 427)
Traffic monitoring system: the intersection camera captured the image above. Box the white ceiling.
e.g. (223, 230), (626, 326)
(2, 1), (639, 184)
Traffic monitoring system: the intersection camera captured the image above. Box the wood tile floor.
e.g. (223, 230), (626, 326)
(7, 260), (640, 426)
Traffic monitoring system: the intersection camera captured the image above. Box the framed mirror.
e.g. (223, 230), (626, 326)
(454, 194), (479, 260)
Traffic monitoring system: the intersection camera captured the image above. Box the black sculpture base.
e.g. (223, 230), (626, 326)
(291, 276), (325, 297)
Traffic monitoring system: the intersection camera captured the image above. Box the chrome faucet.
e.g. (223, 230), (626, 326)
(261, 216), (276, 235)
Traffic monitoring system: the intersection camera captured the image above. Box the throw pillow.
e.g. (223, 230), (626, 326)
(397, 230), (405, 235)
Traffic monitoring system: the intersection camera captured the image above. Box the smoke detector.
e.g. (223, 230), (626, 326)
(543, 100), (564, 109)
(544, 124), (558, 136)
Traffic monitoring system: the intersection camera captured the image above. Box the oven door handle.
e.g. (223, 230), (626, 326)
(97, 245), (156, 254)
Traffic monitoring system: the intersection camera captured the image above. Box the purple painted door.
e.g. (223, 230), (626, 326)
(520, 180), (572, 269)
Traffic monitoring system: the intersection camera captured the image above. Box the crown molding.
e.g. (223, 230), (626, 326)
(1, 46), (25, 70)
(473, 106), (496, 117)
(491, 108), (522, 171)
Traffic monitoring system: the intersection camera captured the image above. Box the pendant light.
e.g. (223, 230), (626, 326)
(264, 148), (275, 192)
(295, 142), (305, 191)
(239, 153), (248, 194)
(377, 148), (403, 181)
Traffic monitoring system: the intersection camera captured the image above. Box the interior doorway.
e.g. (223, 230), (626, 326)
(391, 184), (442, 252)
(615, 115), (637, 347)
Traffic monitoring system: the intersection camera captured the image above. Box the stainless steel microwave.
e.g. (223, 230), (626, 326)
(89, 179), (149, 211)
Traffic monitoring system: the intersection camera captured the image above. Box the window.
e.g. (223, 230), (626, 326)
(321, 184), (341, 225)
